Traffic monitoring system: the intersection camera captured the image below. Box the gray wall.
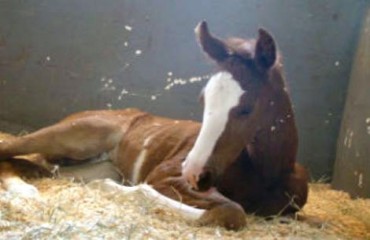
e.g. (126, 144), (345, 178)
(0, 0), (368, 179)
(332, 8), (370, 198)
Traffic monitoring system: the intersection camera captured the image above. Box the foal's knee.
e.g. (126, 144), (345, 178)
(258, 164), (309, 216)
(285, 163), (309, 210)
(198, 202), (246, 230)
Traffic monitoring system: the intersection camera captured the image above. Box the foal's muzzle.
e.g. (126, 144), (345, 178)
(182, 163), (217, 192)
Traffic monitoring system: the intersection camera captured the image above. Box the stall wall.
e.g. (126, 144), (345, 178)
(0, 0), (368, 178)
(332, 8), (370, 198)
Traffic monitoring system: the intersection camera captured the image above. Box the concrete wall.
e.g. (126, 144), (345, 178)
(0, 0), (368, 179)
(332, 8), (370, 198)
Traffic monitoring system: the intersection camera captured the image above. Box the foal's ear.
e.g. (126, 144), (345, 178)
(255, 29), (276, 70)
(195, 21), (229, 62)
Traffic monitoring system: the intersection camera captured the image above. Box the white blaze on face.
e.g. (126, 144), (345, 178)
(182, 72), (245, 189)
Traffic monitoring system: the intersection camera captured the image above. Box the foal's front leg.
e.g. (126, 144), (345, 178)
(150, 176), (247, 230)
(88, 177), (246, 230)
(0, 115), (123, 161)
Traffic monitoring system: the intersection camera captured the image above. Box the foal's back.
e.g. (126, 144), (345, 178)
(59, 108), (201, 182)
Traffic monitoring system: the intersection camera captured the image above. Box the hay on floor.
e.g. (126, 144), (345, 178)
(0, 178), (369, 240)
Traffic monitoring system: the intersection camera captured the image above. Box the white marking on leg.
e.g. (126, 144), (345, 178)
(2, 176), (39, 198)
(87, 179), (205, 220)
(182, 72), (245, 188)
(131, 136), (152, 184)
(138, 184), (205, 220)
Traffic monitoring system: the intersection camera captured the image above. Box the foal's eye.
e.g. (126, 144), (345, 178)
(237, 107), (253, 117)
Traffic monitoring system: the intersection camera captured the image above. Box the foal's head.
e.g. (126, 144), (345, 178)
(182, 21), (283, 190)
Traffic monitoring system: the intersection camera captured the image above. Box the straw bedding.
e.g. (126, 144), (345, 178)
(0, 132), (369, 239)
(0, 178), (369, 240)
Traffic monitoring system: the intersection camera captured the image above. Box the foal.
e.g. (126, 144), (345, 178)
(0, 21), (308, 230)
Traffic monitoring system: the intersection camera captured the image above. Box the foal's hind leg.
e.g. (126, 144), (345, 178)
(0, 161), (39, 197)
(0, 115), (123, 161)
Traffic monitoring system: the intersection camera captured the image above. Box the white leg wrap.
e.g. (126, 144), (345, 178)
(87, 178), (205, 220)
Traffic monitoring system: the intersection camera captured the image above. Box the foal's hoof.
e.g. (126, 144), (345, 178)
(198, 202), (246, 231)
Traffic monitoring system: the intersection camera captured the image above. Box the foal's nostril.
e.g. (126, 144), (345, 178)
(197, 170), (214, 192)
